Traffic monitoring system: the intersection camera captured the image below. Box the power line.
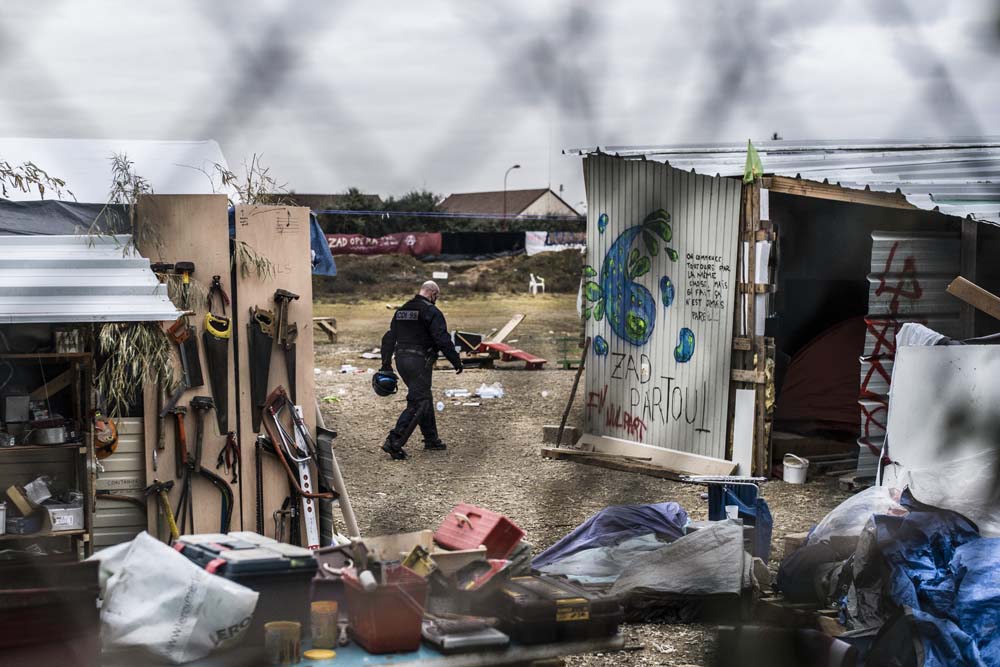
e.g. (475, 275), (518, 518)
(312, 209), (584, 222)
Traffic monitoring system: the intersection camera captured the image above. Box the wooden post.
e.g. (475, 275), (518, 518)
(960, 218), (978, 339)
(557, 337), (591, 448)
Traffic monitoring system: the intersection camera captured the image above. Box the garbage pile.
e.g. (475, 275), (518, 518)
(776, 486), (1000, 666)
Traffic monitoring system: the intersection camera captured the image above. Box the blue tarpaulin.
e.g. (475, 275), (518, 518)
(864, 490), (1000, 666)
(531, 502), (688, 570)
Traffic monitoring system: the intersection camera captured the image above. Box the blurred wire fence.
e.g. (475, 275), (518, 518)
(0, 1), (997, 226)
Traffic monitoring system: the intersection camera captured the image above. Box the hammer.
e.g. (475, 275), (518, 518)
(150, 262), (174, 280)
(189, 396), (215, 473)
(167, 406), (188, 480)
(175, 261), (196, 310)
(274, 289), (301, 402)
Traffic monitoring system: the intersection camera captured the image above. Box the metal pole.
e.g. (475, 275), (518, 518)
(503, 164), (520, 222)
(314, 398), (360, 537)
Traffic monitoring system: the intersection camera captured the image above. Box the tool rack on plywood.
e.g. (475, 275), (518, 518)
(139, 197), (320, 544)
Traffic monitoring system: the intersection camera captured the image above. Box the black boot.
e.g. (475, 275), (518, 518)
(419, 405), (445, 450)
(382, 437), (408, 460)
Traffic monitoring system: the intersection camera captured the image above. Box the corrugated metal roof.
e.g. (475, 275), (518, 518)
(568, 138), (1000, 225)
(0, 234), (183, 323)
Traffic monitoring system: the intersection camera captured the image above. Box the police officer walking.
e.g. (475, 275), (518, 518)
(379, 281), (463, 460)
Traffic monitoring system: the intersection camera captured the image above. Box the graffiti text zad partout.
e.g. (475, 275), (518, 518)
(589, 354), (712, 438)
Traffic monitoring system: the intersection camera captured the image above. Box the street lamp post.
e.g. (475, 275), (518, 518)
(503, 164), (521, 221)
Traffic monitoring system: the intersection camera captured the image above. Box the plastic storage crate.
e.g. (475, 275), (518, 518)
(344, 567), (429, 654)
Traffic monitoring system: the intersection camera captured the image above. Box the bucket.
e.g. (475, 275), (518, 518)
(783, 454), (809, 484)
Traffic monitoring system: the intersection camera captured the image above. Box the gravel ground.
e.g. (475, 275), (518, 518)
(314, 294), (852, 666)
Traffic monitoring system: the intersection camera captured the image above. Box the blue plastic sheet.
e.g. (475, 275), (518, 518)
(869, 490), (999, 667)
(707, 484), (772, 562)
(531, 502), (688, 570)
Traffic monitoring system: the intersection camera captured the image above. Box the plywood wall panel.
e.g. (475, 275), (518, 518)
(137, 194), (238, 535)
(582, 156), (741, 460)
(233, 205), (315, 540)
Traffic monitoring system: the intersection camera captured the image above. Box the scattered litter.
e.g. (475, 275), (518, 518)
(475, 383), (504, 399)
(508, 339), (519, 344)
(461, 402), (481, 407)
(322, 396), (340, 403)
(541, 390), (550, 398)
(360, 348), (381, 359)
(314, 367), (321, 374)
(326, 370), (334, 375)
(338, 388), (346, 395)
(444, 388), (471, 398)
(340, 364), (357, 373)
(435, 402), (445, 412)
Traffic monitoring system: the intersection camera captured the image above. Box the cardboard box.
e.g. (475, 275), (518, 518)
(5, 485), (35, 516)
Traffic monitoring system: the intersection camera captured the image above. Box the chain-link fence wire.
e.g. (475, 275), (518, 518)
(2, 0), (996, 223)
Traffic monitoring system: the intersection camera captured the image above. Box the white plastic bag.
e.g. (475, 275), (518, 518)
(806, 486), (906, 546)
(93, 532), (259, 664)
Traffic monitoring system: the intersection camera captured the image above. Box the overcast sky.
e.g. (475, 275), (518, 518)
(1, 0), (999, 209)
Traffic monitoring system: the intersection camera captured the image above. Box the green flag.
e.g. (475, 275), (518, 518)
(743, 139), (763, 183)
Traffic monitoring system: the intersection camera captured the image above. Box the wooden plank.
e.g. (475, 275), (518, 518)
(577, 434), (737, 476)
(29, 369), (74, 400)
(542, 448), (684, 481)
(738, 283), (774, 294)
(488, 313), (525, 344)
(947, 276), (1000, 322)
(783, 531), (809, 556)
(541, 447), (652, 462)
(731, 369), (765, 384)
(137, 195), (237, 536)
(732, 337), (752, 351)
(754, 337), (769, 477)
(234, 205), (316, 540)
(763, 175), (916, 211)
(960, 219), (978, 338)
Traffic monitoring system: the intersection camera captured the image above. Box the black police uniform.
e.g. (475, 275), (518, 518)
(380, 294), (463, 457)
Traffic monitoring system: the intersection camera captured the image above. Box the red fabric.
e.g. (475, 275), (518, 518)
(775, 317), (866, 429)
(326, 232), (442, 256)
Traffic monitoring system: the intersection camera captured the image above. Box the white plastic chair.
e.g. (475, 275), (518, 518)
(529, 273), (546, 295)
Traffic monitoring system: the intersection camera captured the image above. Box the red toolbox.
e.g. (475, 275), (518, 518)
(434, 504), (525, 559)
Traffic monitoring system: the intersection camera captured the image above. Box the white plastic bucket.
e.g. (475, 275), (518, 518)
(783, 454), (809, 484)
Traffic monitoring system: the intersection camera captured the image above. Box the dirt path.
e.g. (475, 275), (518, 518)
(314, 294), (850, 666)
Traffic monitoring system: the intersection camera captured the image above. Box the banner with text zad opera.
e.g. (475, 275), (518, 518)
(326, 232), (442, 256)
(582, 155), (741, 460)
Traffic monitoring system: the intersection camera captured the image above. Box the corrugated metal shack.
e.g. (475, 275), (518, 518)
(570, 139), (1000, 483)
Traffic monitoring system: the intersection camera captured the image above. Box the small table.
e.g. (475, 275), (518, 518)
(106, 635), (625, 667)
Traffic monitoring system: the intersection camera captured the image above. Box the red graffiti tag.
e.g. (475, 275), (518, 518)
(605, 404), (647, 442)
(860, 241), (923, 448)
(586, 384), (608, 414)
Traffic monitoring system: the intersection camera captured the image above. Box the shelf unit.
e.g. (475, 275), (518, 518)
(0, 352), (94, 557)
